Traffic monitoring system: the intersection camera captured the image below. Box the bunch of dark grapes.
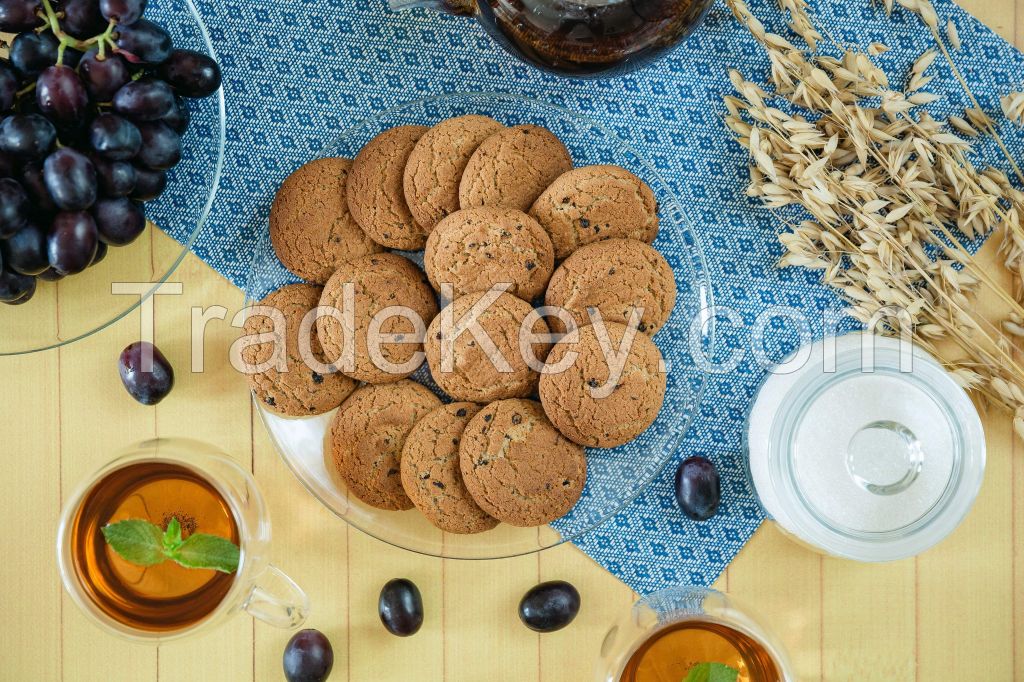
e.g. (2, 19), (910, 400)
(0, 0), (221, 305)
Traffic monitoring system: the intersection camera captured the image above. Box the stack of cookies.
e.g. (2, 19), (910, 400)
(246, 114), (677, 534)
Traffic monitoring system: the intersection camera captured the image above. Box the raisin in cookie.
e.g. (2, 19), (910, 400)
(400, 402), (499, 534)
(242, 283), (357, 416)
(269, 157), (383, 284)
(459, 125), (572, 212)
(317, 253), (439, 384)
(529, 165), (658, 260)
(403, 115), (505, 230)
(423, 207), (554, 301)
(544, 238), (676, 335)
(329, 380), (442, 510)
(347, 125), (430, 250)
(539, 321), (666, 448)
(425, 291), (550, 403)
(459, 399), (586, 527)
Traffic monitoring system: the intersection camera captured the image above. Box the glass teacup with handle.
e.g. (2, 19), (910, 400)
(57, 438), (309, 641)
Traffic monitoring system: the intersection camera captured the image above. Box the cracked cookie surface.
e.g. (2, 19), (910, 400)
(459, 125), (572, 212)
(423, 207), (554, 302)
(400, 402), (499, 534)
(269, 157), (383, 284)
(539, 321), (666, 448)
(243, 283), (358, 416)
(347, 125), (430, 250)
(403, 115), (505, 230)
(425, 291), (550, 403)
(330, 380), (442, 511)
(529, 164), (658, 260)
(458, 399), (586, 527)
(317, 253), (439, 384)
(544, 238), (676, 335)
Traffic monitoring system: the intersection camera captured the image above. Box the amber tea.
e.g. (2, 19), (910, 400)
(620, 620), (782, 682)
(69, 460), (240, 632)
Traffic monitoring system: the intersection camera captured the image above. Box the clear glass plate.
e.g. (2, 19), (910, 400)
(0, 0), (226, 355)
(244, 92), (714, 559)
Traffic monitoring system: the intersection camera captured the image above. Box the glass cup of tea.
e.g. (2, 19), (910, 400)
(56, 438), (310, 642)
(595, 586), (796, 682)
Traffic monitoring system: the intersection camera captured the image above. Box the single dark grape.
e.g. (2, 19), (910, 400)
(0, 176), (28, 237)
(119, 340), (174, 405)
(0, 150), (16, 177)
(157, 49), (222, 98)
(115, 19), (172, 65)
(0, 0), (41, 32)
(44, 148), (96, 211)
(78, 50), (131, 102)
(93, 196), (144, 245)
(518, 581), (581, 633)
(89, 113), (141, 160)
(100, 0), (146, 25)
(1, 221), (47, 274)
(0, 114), (56, 158)
(112, 78), (174, 121)
(282, 629), (334, 682)
(36, 65), (90, 124)
(4, 277), (35, 303)
(61, 0), (108, 38)
(19, 160), (57, 214)
(0, 62), (18, 112)
(91, 155), (136, 196)
(9, 31), (58, 80)
(378, 578), (423, 637)
(0, 267), (35, 303)
(135, 121), (180, 169)
(90, 239), (107, 266)
(130, 165), (165, 200)
(674, 456), (721, 521)
(47, 210), (97, 274)
(37, 266), (63, 281)
(159, 97), (189, 134)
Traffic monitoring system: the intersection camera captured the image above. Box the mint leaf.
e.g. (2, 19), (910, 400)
(169, 533), (240, 573)
(163, 517), (182, 552)
(102, 518), (240, 574)
(101, 519), (166, 566)
(683, 662), (739, 682)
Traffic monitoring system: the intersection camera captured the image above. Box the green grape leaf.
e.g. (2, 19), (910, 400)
(169, 533), (240, 573)
(101, 519), (167, 566)
(682, 662), (740, 682)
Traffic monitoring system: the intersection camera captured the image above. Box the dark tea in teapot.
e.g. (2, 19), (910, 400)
(392, 0), (714, 77)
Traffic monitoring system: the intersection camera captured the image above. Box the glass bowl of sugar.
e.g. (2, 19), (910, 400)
(745, 332), (985, 561)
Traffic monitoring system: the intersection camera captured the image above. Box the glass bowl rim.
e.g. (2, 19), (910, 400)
(249, 89), (717, 559)
(0, 0), (227, 357)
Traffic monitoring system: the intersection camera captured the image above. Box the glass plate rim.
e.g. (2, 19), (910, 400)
(0, 0), (227, 357)
(251, 90), (718, 559)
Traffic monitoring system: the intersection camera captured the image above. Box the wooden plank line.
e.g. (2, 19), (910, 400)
(250, 400), (256, 682)
(818, 556), (823, 682)
(58, 348), (64, 682)
(914, 556), (920, 682)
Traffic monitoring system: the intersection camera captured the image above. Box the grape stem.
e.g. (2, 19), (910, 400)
(38, 0), (119, 65)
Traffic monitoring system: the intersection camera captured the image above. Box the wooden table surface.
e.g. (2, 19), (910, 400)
(2, 1), (1023, 679)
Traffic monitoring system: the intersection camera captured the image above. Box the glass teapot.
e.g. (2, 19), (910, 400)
(389, 0), (714, 78)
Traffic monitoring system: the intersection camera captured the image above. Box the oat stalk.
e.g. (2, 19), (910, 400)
(724, 0), (1024, 441)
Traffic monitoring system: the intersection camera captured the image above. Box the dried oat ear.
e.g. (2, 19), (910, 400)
(724, 0), (1024, 442)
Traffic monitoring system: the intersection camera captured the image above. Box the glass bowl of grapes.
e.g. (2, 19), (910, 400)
(243, 92), (715, 560)
(0, 0), (225, 354)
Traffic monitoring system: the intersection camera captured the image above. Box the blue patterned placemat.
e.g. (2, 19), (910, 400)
(145, 0), (1024, 593)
